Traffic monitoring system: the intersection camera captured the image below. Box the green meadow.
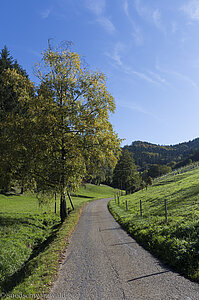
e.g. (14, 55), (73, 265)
(0, 184), (115, 298)
(109, 165), (199, 282)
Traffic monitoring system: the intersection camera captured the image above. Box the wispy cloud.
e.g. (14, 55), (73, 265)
(134, 0), (147, 19)
(97, 16), (115, 34)
(105, 42), (124, 66)
(134, 0), (165, 32)
(152, 9), (161, 29)
(156, 63), (198, 88)
(119, 101), (159, 120)
(123, 0), (143, 45)
(41, 8), (52, 19)
(106, 43), (167, 86)
(85, 0), (105, 15)
(171, 22), (177, 34)
(28, 48), (41, 58)
(170, 70), (198, 88)
(85, 0), (115, 34)
(181, 0), (199, 21)
(131, 25), (143, 46)
(123, 0), (129, 18)
(147, 71), (169, 86)
(124, 66), (159, 85)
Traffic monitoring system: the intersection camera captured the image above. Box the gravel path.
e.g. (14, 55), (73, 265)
(48, 198), (199, 300)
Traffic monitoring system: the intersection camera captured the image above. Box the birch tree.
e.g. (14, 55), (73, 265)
(33, 42), (121, 222)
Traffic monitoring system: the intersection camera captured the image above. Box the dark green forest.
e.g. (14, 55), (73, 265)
(124, 139), (199, 170)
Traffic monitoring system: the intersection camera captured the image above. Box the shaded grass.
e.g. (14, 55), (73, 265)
(0, 184), (116, 299)
(108, 166), (199, 282)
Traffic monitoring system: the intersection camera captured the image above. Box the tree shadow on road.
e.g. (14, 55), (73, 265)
(127, 270), (171, 282)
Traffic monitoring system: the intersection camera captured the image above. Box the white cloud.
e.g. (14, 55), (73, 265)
(147, 71), (169, 86)
(152, 9), (161, 28)
(134, 0), (164, 31)
(105, 42), (124, 66)
(121, 101), (149, 114)
(106, 43), (166, 86)
(85, 0), (115, 34)
(124, 67), (159, 85)
(41, 8), (51, 19)
(120, 101), (159, 120)
(181, 0), (199, 21)
(171, 22), (177, 34)
(123, 0), (129, 17)
(156, 63), (198, 88)
(134, 0), (146, 18)
(123, 0), (143, 45)
(131, 25), (143, 46)
(97, 17), (115, 34)
(85, 0), (106, 16)
(28, 48), (41, 58)
(170, 70), (198, 88)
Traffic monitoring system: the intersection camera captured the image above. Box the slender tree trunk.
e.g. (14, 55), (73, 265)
(59, 85), (68, 223)
(60, 192), (67, 223)
(67, 191), (74, 210)
(20, 186), (24, 194)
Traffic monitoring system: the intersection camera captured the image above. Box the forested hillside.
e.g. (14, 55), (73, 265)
(124, 138), (199, 169)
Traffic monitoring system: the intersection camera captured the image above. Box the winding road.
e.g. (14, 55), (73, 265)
(48, 198), (199, 300)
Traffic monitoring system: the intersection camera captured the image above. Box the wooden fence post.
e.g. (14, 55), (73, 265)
(55, 192), (57, 214)
(140, 200), (142, 217)
(118, 193), (120, 205)
(165, 199), (168, 222)
(126, 200), (128, 211)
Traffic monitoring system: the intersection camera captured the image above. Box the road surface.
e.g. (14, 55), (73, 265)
(48, 198), (199, 300)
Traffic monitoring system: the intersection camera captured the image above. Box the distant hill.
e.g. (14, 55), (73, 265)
(124, 138), (199, 170)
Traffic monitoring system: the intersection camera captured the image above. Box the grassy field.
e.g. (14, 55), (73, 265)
(108, 166), (199, 282)
(0, 184), (115, 299)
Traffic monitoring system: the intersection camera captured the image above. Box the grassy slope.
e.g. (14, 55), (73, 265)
(0, 184), (115, 299)
(108, 166), (199, 282)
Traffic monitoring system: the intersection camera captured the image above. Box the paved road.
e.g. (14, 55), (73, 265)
(48, 198), (199, 300)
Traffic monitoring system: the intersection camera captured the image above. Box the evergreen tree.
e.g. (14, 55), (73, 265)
(0, 46), (28, 120)
(112, 149), (141, 194)
(0, 46), (32, 193)
(0, 46), (28, 76)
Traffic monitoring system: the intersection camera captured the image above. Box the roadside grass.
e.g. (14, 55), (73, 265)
(108, 166), (199, 282)
(0, 184), (115, 299)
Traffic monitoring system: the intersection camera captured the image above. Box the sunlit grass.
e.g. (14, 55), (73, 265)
(0, 184), (116, 299)
(109, 166), (199, 282)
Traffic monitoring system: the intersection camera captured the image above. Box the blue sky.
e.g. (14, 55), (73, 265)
(1, 0), (199, 146)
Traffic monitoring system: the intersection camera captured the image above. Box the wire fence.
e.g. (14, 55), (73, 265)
(113, 162), (199, 222)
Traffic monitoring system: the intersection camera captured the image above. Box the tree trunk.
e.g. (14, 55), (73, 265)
(67, 191), (74, 210)
(20, 178), (25, 194)
(60, 192), (67, 223)
(59, 85), (67, 223)
(20, 185), (24, 194)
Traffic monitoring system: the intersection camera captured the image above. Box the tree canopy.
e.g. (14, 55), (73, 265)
(0, 43), (121, 221)
(0, 47), (33, 193)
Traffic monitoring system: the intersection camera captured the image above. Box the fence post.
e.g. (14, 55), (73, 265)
(140, 200), (142, 217)
(55, 192), (57, 214)
(165, 199), (168, 222)
(126, 200), (128, 211)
